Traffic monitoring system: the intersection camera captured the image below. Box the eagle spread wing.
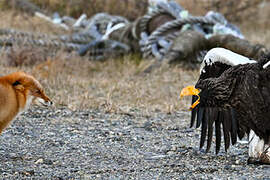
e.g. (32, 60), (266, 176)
(190, 48), (256, 153)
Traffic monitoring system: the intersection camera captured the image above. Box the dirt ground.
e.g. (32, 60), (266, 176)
(0, 107), (269, 179)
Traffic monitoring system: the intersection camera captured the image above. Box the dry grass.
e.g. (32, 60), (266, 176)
(177, 0), (265, 22)
(239, 2), (270, 48)
(0, 11), (199, 114)
(1, 0), (268, 23)
(0, 51), (198, 114)
(0, 11), (65, 34)
(0, 3), (270, 114)
(2, 0), (148, 20)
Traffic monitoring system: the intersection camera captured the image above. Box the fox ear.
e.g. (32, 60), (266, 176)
(13, 84), (25, 91)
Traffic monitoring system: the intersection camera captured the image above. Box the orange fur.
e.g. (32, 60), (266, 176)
(0, 72), (52, 134)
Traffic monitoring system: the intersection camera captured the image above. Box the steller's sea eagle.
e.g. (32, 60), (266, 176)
(180, 48), (270, 164)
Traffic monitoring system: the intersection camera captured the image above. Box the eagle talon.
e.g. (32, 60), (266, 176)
(259, 151), (270, 165)
(247, 153), (270, 165)
(247, 157), (261, 165)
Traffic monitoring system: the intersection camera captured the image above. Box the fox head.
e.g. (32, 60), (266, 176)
(7, 72), (53, 107)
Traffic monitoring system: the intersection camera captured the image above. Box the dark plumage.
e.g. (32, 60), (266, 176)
(196, 57), (270, 139)
(181, 48), (270, 164)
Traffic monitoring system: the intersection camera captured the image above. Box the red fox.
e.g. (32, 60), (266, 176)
(0, 71), (52, 134)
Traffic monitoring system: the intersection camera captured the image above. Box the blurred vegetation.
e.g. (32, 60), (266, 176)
(33, 0), (148, 20)
(1, 0), (267, 23)
(1, 0), (148, 20)
(179, 0), (266, 22)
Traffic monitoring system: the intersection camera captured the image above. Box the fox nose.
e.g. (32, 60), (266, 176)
(36, 98), (53, 107)
(45, 100), (53, 106)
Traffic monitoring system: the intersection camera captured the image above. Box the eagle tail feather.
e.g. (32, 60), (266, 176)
(206, 108), (216, 153)
(200, 108), (209, 149)
(215, 111), (222, 154)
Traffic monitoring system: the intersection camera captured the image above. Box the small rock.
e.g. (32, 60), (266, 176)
(35, 158), (44, 164)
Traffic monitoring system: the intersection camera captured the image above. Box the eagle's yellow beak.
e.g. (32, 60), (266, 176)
(180, 86), (200, 110)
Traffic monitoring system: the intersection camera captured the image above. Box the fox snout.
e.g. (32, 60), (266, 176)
(37, 98), (53, 106)
(35, 93), (53, 107)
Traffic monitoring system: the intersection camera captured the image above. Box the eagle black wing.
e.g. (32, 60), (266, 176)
(235, 60), (270, 142)
(191, 64), (238, 154)
(190, 48), (254, 154)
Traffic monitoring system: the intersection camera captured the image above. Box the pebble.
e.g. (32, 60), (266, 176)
(35, 158), (44, 164)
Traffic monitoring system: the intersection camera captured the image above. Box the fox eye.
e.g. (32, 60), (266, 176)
(12, 81), (21, 86)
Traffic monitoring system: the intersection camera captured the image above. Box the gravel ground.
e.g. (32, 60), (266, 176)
(0, 107), (269, 179)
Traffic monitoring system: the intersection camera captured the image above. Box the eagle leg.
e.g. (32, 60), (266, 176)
(248, 130), (270, 165)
